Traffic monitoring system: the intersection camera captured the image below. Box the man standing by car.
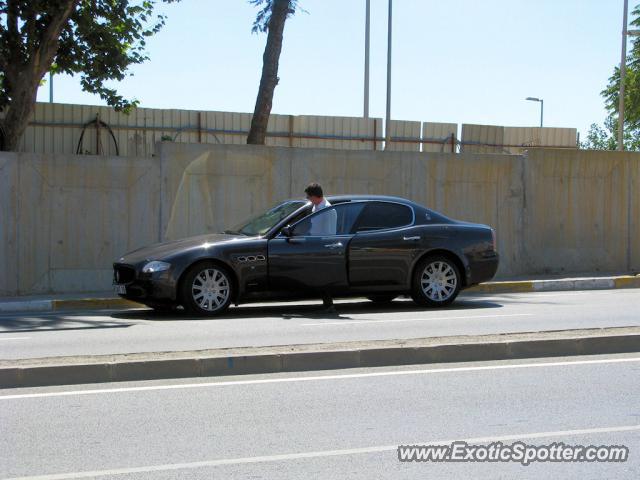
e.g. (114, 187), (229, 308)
(305, 182), (334, 235)
(304, 183), (336, 313)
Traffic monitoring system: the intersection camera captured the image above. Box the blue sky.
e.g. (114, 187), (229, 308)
(37, 0), (626, 138)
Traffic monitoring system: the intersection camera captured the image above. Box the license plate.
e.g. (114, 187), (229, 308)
(114, 284), (127, 295)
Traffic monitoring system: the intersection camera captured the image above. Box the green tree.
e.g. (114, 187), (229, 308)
(0, 0), (177, 151)
(585, 3), (640, 150)
(581, 116), (640, 150)
(247, 0), (299, 145)
(581, 122), (616, 150)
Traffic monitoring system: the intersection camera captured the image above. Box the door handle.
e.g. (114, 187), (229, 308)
(324, 242), (343, 249)
(403, 236), (420, 241)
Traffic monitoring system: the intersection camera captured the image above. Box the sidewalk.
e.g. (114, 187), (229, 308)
(1, 273), (639, 314)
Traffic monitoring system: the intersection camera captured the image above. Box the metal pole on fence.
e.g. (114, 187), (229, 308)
(385, 0), (392, 148)
(49, 72), (53, 103)
(95, 113), (100, 155)
(364, 0), (370, 119)
(619, 0), (629, 151)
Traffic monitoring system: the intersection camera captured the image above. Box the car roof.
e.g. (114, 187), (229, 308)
(328, 194), (415, 204)
(285, 194), (419, 206)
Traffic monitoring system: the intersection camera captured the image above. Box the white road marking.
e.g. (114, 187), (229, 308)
(4, 424), (639, 479)
(303, 313), (534, 326)
(0, 337), (30, 341)
(1, 356), (638, 401)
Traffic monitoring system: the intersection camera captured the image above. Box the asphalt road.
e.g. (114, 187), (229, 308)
(1, 353), (638, 479)
(1, 289), (640, 360)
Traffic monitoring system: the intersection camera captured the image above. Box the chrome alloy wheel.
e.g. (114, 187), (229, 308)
(191, 268), (230, 312)
(420, 261), (457, 302)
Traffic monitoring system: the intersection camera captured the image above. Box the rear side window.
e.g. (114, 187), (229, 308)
(354, 202), (413, 232)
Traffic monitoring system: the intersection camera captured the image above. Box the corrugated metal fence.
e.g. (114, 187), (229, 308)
(5, 102), (578, 156)
(460, 124), (579, 154)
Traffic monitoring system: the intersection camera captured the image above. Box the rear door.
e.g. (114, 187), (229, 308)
(348, 201), (420, 287)
(268, 202), (366, 293)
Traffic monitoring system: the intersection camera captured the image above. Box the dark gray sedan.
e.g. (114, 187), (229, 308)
(113, 195), (499, 315)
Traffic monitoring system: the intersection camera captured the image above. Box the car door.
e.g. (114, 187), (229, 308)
(348, 201), (419, 288)
(268, 202), (366, 293)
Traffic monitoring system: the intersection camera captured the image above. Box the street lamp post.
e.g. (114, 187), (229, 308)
(385, 0), (392, 147)
(363, 0), (370, 119)
(526, 97), (543, 128)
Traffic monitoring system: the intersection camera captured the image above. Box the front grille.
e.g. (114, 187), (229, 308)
(122, 284), (147, 298)
(113, 264), (136, 284)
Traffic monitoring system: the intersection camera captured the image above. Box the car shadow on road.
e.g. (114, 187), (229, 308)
(0, 313), (134, 333)
(110, 298), (504, 322)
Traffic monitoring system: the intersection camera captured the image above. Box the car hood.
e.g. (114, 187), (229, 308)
(115, 233), (246, 265)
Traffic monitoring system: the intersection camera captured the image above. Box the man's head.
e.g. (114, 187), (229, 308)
(304, 182), (324, 205)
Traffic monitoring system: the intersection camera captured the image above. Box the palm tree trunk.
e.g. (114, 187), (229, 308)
(247, 0), (290, 145)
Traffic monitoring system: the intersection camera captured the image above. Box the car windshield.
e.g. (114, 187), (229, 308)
(225, 201), (306, 236)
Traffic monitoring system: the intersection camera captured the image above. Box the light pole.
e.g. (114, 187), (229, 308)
(363, 0), (370, 119)
(526, 97), (543, 128)
(384, 0), (392, 147)
(618, 0), (640, 150)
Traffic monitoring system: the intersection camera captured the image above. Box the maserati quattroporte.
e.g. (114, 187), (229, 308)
(113, 195), (499, 315)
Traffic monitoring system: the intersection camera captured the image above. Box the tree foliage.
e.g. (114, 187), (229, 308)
(581, 117), (640, 151)
(249, 0), (300, 33)
(584, 4), (640, 150)
(0, 0), (177, 150)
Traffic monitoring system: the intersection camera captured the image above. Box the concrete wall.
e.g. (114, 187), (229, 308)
(158, 143), (527, 277)
(1, 153), (160, 296)
(1, 144), (638, 296)
(522, 149), (639, 275)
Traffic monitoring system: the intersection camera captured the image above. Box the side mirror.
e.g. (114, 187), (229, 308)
(281, 225), (293, 237)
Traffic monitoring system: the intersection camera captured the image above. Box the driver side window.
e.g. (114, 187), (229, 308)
(292, 203), (365, 237)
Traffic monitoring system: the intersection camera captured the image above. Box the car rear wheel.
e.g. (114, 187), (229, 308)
(411, 255), (461, 307)
(181, 262), (233, 316)
(367, 294), (397, 304)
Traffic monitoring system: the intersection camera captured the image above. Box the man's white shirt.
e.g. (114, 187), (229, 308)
(310, 198), (337, 235)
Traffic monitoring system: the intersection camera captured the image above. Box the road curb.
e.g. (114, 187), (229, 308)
(0, 300), (54, 313)
(52, 298), (141, 311)
(1, 327), (638, 389)
(0, 297), (142, 313)
(467, 275), (640, 294)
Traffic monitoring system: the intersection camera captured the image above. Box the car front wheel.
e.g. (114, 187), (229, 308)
(411, 255), (461, 307)
(181, 262), (233, 316)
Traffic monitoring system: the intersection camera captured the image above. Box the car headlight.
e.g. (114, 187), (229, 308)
(142, 261), (171, 273)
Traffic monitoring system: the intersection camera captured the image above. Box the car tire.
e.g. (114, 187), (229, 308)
(367, 294), (397, 304)
(180, 262), (233, 316)
(411, 255), (461, 307)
